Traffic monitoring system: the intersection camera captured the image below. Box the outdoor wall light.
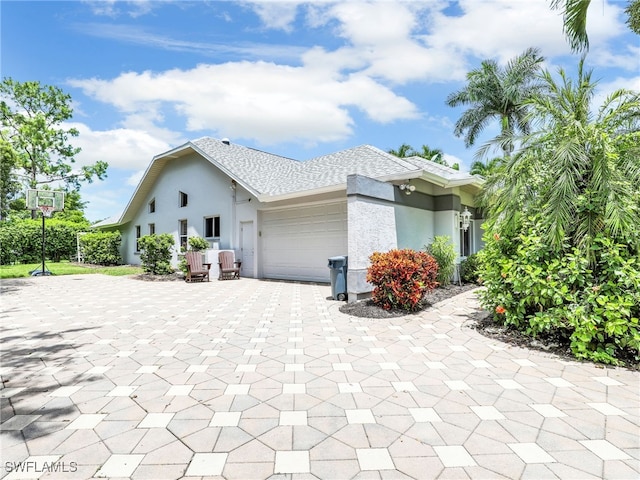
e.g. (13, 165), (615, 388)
(399, 182), (416, 195)
(230, 180), (237, 190)
(460, 206), (472, 231)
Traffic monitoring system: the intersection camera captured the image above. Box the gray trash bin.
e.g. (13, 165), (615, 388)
(328, 255), (348, 301)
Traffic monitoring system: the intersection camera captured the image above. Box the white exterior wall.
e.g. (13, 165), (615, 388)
(434, 210), (459, 257)
(123, 153), (258, 267)
(394, 205), (435, 251)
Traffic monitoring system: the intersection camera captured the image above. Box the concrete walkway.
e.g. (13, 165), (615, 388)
(0, 275), (638, 479)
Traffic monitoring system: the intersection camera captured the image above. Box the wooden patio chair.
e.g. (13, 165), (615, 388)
(218, 251), (241, 280)
(185, 251), (211, 282)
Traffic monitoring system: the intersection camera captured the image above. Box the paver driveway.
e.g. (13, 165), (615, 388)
(0, 275), (638, 479)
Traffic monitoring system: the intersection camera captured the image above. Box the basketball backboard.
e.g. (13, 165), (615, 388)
(26, 189), (65, 213)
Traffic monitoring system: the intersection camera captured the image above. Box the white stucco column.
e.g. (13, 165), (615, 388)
(346, 175), (397, 302)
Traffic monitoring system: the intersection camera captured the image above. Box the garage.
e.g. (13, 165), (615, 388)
(261, 202), (348, 282)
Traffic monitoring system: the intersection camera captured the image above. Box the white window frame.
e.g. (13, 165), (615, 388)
(204, 215), (221, 239)
(179, 219), (188, 249)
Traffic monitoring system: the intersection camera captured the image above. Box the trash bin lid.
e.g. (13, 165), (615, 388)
(328, 255), (347, 267)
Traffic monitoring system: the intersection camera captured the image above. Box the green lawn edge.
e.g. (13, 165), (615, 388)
(0, 261), (143, 279)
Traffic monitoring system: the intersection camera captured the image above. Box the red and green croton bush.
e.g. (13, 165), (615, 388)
(367, 249), (439, 311)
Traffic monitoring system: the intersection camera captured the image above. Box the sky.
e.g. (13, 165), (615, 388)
(2, 0), (638, 222)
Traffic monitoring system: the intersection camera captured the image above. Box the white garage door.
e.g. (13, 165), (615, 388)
(262, 202), (347, 282)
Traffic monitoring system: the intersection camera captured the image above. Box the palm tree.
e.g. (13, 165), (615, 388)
(551, 0), (640, 52)
(387, 143), (414, 158)
(550, 0), (591, 52)
(446, 48), (545, 158)
(628, 0), (640, 34)
(485, 59), (640, 261)
(469, 157), (501, 177)
(389, 144), (460, 170)
(414, 145), (444, 164)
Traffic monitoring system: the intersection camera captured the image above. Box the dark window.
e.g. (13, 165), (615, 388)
(205, 216), (220, 238)
(179, 191), (188, 207)
(149, 199), (155, 213)
(179, 219), (188, 249)
(135, 225), (141, 252)
(149, 223), (155, 235)
(460, 227), (471, 257)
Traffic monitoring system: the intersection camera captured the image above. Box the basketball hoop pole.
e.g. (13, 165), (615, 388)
(31, 208), (52, 276)
(40, 212), (46, 276)
(26, 189), (63, 276)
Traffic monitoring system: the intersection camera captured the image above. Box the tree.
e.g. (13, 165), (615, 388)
(476, 60), (640, 366)
(469, 157), (501, 177)
(0, 140), (21, 221)
(387, 143), (414, 158)
(484, 59), (640, 261)
(52, 190), (88, 223)
(627, 0), (640, 34)
(388, 144), (460, 170)
(551, 0), (640, 52)
(446, 48), (545, 158)
(0, 78), (108, 217)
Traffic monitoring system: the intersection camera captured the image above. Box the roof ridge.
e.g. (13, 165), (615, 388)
(360, 144), (424, 172)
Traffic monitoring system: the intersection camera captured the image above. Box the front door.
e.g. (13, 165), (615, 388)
(240, 221), (254, 277)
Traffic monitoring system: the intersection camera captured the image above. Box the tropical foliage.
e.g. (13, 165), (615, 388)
(478, 225), (640, 365)
(483, 60), (640, 259)
(477, 59), (640, 365)
(367, 249), (439, 311)
(446, 47), (544, 158)
(425, 236), (456, 286)
(388, 144), (459, 170)
(551, 0), (640, 52)
(459, 253), (481, 284)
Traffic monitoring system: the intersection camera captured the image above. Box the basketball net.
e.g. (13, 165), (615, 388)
(38, 206), (54, 217)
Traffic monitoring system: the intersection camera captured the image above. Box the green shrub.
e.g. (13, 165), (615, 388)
(425, 236), (456, 286)
(366, 249), (439, 311)
(478, 222), (640, 366)
(80, 231), (122, 265)
(188, 236), (209, 251)
(0, 218), (89, 265)
(138, 234), (175, 275)
(460, 253), (481, 284)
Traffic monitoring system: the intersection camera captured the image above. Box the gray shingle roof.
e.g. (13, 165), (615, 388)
(96, 137), (482, 227)
(192, 138), (475, 197)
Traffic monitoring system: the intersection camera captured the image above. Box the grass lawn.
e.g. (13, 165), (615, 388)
(0, 261), (143, 279)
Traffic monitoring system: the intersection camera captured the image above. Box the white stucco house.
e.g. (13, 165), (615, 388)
(95, 137), (484, 301)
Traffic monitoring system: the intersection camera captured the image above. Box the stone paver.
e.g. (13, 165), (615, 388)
(1, 275), (639, 479)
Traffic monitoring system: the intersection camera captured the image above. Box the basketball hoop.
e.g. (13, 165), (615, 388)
(38, 205), (54, 217)
(25, 189), (65, 277)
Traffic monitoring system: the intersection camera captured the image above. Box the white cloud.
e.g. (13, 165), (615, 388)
(66, 122), (175, 171)
(425, 0), (572, 63)
(248, 1), (301, 31)
(69, 0), (637, 153)
(69, 62), (419, 146)
(126, 169), (145, 187)
(83, 0), (154, 18)
(593, 75), (640, 111)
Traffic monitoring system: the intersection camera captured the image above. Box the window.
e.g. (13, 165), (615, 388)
(459, 221), (474, 257)
(135, 225), (141, 252)
(179, 191), (188, 207)
(179, 219), (188, 249)
(204, 216), (220, 238)
(149, 223), (155, 235)
(149, 199), (155, 213)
